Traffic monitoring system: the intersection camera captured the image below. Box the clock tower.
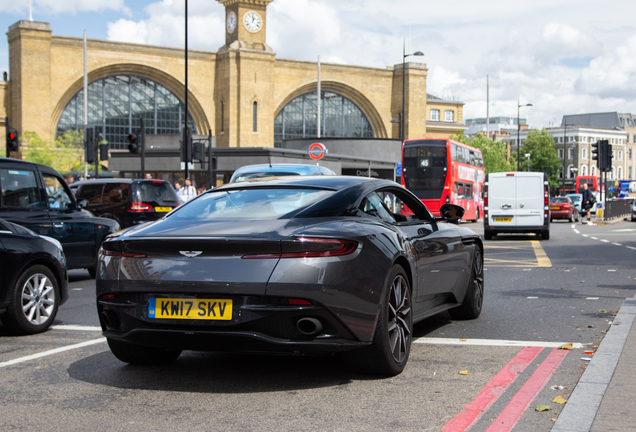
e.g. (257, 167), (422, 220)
(216, 0), (276, 149)
(218, 0), (274, 52)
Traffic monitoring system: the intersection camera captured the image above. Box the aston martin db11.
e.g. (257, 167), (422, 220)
(97, 176), (483, 375)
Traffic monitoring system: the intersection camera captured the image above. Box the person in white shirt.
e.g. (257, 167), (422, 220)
(178, 178), (197, 202)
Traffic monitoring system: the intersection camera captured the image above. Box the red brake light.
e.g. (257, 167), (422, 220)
(129, 202), (152, 212)
(288, 299), (312, 305)
(152, 180), (162, 183)
(506, 173), (515, 176)
(242, 237), (358, 259)
(100, 250), (146, 258)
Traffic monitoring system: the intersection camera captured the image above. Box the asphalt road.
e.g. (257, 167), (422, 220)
(1, 218), (635, 432)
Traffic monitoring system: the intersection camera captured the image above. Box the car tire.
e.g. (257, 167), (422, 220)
(541, 229), (550, 240)
(484, 230), (494, 240)
(569, 213), (575, 223)
(343, 265), (412, 376)
(449, 246), (484, 320)
(107, 338), (182, 365)
(1, 265), (59, 335)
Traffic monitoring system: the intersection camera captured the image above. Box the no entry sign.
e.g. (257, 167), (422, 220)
(307, 142), (327, 160)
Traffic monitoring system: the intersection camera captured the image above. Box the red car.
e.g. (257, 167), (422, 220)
(550, 197), (580, 222)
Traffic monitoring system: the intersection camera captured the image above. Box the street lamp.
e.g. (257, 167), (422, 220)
(517, 97), (532, 171)
(525, 153), (531, 171)
(401, 40), (424, 141)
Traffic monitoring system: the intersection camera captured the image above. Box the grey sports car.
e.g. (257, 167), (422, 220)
(97, 176), (483, 375)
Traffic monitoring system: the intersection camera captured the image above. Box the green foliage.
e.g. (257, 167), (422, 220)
(450, 130), (514, 174)
(511, 129), (561, 187)
(23, 130), (86, 174)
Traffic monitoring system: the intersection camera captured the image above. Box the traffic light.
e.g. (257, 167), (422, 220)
(181, 127), (192, 163)
(99, 144), (109, 161)
(193, 141), (204, 162)
(604, 142), (613, 172)
(591, 140), (601, 167)
(85, 128), (96, 163)
(127, 132), (139, 154)
(6, 129), (19, 152)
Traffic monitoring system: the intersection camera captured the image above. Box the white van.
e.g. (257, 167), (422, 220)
(483, 172), (550, 240)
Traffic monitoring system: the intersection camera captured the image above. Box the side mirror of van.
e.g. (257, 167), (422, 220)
(436, 203), (465, 224)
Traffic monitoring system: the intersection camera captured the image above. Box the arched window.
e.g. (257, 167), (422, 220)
(57, 75), (196, 149)
(274, 91), (374, 147)
(617, 166), (623, 180)
(581, 165), (587, 175)
(253, 102), (258, 132)
(567, 164), (574, 179)
(610, 166), (615, 180)
(591, 165), (596, 176)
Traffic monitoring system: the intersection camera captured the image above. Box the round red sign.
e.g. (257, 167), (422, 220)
(308, 143), (327, 160)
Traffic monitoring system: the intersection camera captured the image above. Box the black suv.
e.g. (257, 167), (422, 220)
(0, 158), (120, 277)
(69, 178), (180, 228)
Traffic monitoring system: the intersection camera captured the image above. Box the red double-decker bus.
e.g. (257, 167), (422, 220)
(575, 175), (598, 193)
(401, 138), (485, 221)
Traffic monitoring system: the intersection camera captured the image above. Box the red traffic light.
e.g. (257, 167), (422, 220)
(9, 132), (16, 140)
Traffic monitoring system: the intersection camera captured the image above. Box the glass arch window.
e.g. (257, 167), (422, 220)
(274, 91), (373, 147)
(57, 75), (196, 150)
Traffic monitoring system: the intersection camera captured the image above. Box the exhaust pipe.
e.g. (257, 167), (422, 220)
(296, 317), (323, 336)
(101, 310), (120, 329)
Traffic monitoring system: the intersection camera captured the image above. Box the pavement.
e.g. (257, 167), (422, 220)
(552, 292), (636, 432)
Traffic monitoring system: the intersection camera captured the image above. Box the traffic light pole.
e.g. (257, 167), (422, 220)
(140, 117), (145, 179)
(207, 128), (213, 189)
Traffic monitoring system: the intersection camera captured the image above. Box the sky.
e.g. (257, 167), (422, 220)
(2, 0), (636, 129)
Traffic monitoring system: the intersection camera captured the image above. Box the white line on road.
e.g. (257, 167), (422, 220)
(414, 337), (583, 349)
(0, 338), (106, 368)
(51, 325), (102, 332)
(627, 246), (636, 251)
(586, 297), (599, 300)
(591, 237), (598, 240)
(574, 229), (580, 234)
(601, 239), (610, 243)
(613, 243), (622, 246)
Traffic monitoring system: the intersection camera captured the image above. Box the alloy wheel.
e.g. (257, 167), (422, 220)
(21, 273), (56, 326)
(473, 249), (484, 311)
(387, 274), (412, 363)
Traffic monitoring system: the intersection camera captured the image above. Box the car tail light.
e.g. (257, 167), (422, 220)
(288, 299), (312, 305)
(544, 183), (550, 219)
(100, 250), (147, 258)
(242, 237), (358, 259)
(129, 202), (152, 212)
(506, 173), (515, 177)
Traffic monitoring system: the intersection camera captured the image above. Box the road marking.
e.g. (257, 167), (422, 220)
(527, 296), (538, 299)
(613, 243), (622, 246)
(51, 325), (102, 332)
(442, 346), (543, 432)
(583, 234), (589, 237)
(485, 348), (568, 432)
(591, 237), (598, 239)
(414, 338), (582, 349)
(628, 246), (636, 251)
(574, 229), (580, 234)
(601, 239), (610, 243)
(0, 338), (106, 368)
(587, 297), (599, 300)
(530, 240), (552, 267)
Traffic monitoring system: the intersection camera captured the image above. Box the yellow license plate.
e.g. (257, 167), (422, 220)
(154, 207), (172, 212)
(550, 206), (559, 210)
(149, 298), (232, 320)
(494, 217), (512, 222)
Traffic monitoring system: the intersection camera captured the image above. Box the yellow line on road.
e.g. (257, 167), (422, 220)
(531, 240), (552, 267)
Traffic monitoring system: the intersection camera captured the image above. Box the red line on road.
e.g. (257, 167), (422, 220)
(442, 346), (543, 432)
(485, 348), (568, 432)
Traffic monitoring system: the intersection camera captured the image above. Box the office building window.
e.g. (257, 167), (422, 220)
(444, 110), (454, 122)
(253, 102), (258, 132)
(430, 109), (440, 121)
(582, 148), (588, 159)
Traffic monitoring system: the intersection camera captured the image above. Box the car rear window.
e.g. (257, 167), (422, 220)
(0, 168), (44, 209)
(233, 172), (301, 182)
(134, 181), (180, 206)
(550, 197), (568, 203)
(172, 188), (333, 220)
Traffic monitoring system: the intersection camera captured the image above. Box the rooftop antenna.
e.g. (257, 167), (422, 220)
(29, 0), (33, 21)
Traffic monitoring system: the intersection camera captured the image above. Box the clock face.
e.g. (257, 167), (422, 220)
(243, 11), (262, 33)
(227, 11), (237, 33)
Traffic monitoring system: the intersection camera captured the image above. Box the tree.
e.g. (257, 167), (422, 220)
(23, 130), (86, 174)
(511, 128), (560, 187)
(450, 130), (514, 174)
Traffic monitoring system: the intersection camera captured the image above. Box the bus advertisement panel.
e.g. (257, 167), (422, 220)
(401, 138), (485, 221)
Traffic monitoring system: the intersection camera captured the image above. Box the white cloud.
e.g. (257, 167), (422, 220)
(0, 0), (130, 15)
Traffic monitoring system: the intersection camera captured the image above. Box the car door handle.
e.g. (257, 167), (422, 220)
(501, 204), (512, 209)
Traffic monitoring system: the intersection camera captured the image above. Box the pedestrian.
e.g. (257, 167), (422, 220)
(580, 183), (594, 224)
(178, 178), (197, 202)
(174, 182), (181, 193)
(145, 173), (153, 179)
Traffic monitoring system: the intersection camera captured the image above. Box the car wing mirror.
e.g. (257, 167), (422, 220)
(434, 203), (465, 224)
(78, 199), (89, 209)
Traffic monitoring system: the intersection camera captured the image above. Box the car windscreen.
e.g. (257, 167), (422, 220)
(134, 182), (180, 206)
(172, 188), (333, 220)
(233, 172), (301, 182)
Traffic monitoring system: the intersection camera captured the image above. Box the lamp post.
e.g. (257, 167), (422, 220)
(561, 124), (568, 196)
(517, 98), (533, 171)
(401, 40), (424, 141)
(525, 153), (531, 171)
